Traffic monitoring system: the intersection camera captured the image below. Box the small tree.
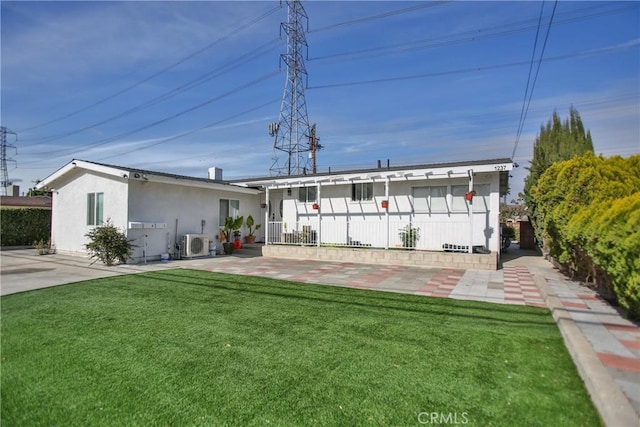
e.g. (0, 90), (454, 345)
(85, 219), (135, 266)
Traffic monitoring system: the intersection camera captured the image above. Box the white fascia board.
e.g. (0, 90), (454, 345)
(239, 161), (513, 189)
(144, 174), (261, 195)
(36, 159), (127, 189)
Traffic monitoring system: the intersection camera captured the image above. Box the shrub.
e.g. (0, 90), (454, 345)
(85, 219), (135, 266)
(502, 225), (516, 240)
(532, 153), (640, 318)
(33, 239), (53, 255)
(399, 225), (420, 248)
(533, 153), (640, 264)
(0, 208), (51, 246)
(570, 193), (640, 318)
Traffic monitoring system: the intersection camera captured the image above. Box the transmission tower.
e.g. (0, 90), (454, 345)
(1, 126), (18, 196)
(269, 0), (320, 176)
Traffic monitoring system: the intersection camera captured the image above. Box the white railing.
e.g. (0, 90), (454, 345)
(267, 220), (475, 251)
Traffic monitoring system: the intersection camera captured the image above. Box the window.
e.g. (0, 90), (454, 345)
(87, 192), (104, 226)
(413, 186), (447, 212)
(298, 187), (317, 203)
(451, 185), (469, 211)
(219, 199), (240, 226)
(451, 184), (491, 212)
(351, 183), (373, 201)
(472, 184), (490, 212)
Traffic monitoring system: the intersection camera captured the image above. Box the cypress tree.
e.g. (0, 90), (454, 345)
(524, 106), (593, 240)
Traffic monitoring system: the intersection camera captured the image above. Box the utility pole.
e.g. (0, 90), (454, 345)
(309, 123), (322, 174)
(0, 126), (18, 196)
(269, 0), (319, 176)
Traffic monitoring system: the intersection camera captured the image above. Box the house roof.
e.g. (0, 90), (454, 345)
(0, 196), (52, 208)
(233, 157), (514, 190)
(36, 159), (261, 195)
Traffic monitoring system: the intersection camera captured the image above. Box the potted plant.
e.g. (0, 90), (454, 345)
(222, 216), (243, 255)
(244, 215), (262, 244)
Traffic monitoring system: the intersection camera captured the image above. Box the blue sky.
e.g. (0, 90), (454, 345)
(2, 1), (638, 198)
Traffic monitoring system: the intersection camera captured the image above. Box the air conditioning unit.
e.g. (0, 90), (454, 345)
(181, 234), (210, 258)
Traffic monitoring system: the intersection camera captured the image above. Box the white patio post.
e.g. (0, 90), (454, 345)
(264, 186), (270, 245)
(316, 183), (321, 247)
(385, 176), (390, 250)
(468, 169), (474, 254)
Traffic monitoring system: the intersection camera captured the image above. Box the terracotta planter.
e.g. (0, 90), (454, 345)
(244, 235), (257, 244)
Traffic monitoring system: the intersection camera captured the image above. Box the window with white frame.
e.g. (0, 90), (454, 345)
(219, 199), (240, 226)
(451, 184), (491, 212)
(451, 185), (470, 212)
(351, 182), (373, 201)
(87, 192), (104, 226)
(472, 184), (490, 212)
(298, 186), (317, 203)
(412, 186), (447, 212)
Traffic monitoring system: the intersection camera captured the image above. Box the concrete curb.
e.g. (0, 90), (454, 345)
(534, 274), (638, 427)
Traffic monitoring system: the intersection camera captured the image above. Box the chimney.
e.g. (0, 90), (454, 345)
(209, 167), (222, 181)
(208, 167), (223, 180)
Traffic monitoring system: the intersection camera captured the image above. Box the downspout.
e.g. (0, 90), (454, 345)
(468, 169), (474, 254)
(265, 186), (270, 245)
(317, 183), (321, 247)
(385, 176), (390, 250)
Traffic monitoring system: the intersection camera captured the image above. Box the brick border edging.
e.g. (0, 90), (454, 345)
(534, 274), (638, 427)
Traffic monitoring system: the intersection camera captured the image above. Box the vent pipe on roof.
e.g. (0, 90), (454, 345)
(208, 167), (223, 180)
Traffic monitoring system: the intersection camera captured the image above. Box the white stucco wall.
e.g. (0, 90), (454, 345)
(51, 170), (129, 255)
(277, 171), (503, 252)
(127, 181), (263, 262)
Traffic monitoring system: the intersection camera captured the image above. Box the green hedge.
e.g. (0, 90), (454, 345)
(0, 208), (51, 246)
(532, 153), (640, 318)
(569, 193), (640, 318)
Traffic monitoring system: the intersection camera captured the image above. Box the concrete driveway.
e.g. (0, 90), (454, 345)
(0, 249), (175, 296)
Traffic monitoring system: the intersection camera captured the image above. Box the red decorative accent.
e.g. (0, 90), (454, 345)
(234, 238), (242, 249)
(464, 191), (475, 202)
(381, 200), (389, 209)
(312, 203), (319, 210)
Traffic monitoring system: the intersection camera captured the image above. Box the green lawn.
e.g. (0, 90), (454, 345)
(1, 269), (600, 426)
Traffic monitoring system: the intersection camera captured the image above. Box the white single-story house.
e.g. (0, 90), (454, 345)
(37, 157), (513, 267)
(236, 157), (512, 253)
(37, 160), (263, 263)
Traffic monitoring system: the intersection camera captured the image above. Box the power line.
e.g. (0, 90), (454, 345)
(310, 1), (449, 33)
(513, 2), (546, 162)
(512, 0), (558, 160)
(20, 38), (281, 147)
(309, 3), (631, 65)
(20, 70), (281, 163)
(96, 98), (280, 162)
(17, 4), (282, 133)
(307, 41), (637, 90)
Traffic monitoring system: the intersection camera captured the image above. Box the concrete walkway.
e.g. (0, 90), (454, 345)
(1, 246), (638, 426)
